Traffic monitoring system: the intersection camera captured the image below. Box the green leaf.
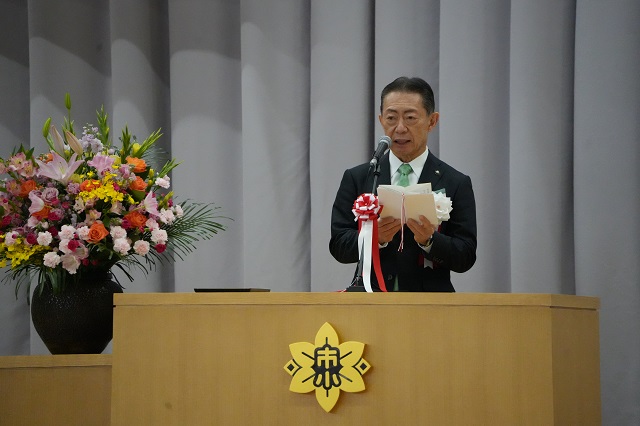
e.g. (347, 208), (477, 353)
(129, 188), (146, 202)
(96, 106), (110, 147)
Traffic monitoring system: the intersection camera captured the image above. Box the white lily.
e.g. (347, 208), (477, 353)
(64, 130), (84, 155)
(50, 125), (66, 155)
(36, 152), (83, 185)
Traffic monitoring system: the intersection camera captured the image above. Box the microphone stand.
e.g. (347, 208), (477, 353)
(346, 161), (383, 292)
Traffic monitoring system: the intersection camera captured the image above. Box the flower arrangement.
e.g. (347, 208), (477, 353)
(1, 94), (226, 298)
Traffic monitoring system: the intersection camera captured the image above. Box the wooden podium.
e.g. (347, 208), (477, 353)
(110, 293), (600, 425)
(0, 354), (112, 426)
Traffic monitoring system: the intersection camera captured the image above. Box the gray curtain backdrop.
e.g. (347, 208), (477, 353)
(0, 1), (638, 424)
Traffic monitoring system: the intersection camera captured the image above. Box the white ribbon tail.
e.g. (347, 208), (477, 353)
(358, 220), (374, 293)
(399, 193), (406, 251)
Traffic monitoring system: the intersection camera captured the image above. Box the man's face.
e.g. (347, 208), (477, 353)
(378, 91), (439, 163)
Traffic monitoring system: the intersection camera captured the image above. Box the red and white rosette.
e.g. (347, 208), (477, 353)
(352, 193), (387, 292)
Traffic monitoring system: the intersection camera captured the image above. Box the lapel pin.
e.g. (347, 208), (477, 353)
(435, 170), (440, 175)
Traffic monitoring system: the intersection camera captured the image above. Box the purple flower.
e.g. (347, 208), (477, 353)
(41, 187), (59, 203)
(118, 164), (132, 179)
(66, 182), (80, 195)
(81, 133), (104, 154)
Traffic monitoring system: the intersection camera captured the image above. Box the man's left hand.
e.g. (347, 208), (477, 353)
(406, 215), (436, 246)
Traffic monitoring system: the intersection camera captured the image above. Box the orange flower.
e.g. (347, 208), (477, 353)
(124, 210), (147, 229)
(80, 179), (102, 192)
(43, 152), (54, 163)
(87, 222), (109, 243)
(32, 206), (51, 221)
(19, 180), (38, 198)
(126, 157), (147, 173)
(129, 176), (148, 191)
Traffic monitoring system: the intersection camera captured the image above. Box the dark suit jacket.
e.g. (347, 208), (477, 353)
(330, 152), (477, 292)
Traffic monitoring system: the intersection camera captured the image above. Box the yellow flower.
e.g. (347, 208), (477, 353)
(79, 179), (124, 204)
(3, 242), (46, 268)
(131, 142), (141, 155)
(111, 155), (122, 166)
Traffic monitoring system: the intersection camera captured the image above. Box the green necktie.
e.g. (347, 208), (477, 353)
(397, 163), (413, 187)
(393, 163), (413, 291)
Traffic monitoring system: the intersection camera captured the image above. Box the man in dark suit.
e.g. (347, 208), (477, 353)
(330, 77), (477, 292)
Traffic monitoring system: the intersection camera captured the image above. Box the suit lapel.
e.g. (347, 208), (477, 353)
(370, 154), (392, 195)
(376, 152), (442, 190)
(418, 152), (444, 188)
(378, 154), (392, 185)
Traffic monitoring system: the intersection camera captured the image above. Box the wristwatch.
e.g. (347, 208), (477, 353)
(419, 234), (433, 249)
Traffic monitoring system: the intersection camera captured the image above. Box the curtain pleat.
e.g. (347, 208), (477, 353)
(309, 1), (373, 291)
(109, 0), (173, 295)
(575, 2), (640, 423)
(240, 0), (311, 291)
(440, 0), (512, 292)
(0, 0), (31, 357)
(168, 0), (243, 291)
(508, 0), (576, 294)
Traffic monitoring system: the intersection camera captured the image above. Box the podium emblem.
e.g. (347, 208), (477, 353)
(284, 322), (371, 412)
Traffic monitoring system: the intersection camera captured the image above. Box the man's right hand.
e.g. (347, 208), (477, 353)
(378, 216), (402, 244)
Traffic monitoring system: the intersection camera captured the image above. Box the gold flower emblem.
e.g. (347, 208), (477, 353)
(283, 322), (371, 412)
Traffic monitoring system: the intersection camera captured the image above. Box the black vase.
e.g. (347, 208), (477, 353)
(31, 270), (123, 354)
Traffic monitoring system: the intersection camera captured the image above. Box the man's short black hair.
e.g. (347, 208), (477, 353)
(380, 77), (436, 115)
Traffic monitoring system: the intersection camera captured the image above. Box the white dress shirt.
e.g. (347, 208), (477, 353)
(389, 148), (429, 187)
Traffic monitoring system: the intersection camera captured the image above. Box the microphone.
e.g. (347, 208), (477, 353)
(369, 136), (391, 167)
